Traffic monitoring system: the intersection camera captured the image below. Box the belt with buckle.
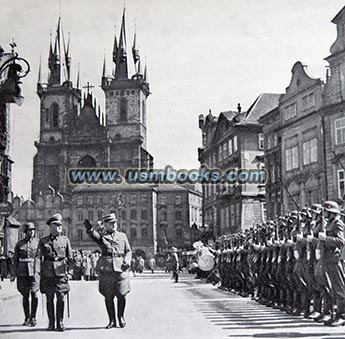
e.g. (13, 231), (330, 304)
(19, 258), (34, 262)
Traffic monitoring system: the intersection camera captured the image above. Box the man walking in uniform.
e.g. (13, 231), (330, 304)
(171, 247), (179, 283)
(38, 213), (73, 331)
(84, 213), (132, 329)
(12, 222), (40, 326)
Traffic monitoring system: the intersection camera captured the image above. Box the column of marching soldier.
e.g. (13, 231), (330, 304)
(217, 200), (345, 327)
(8, 212), (132, 332)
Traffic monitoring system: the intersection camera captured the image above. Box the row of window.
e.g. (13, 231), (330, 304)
(76, 227), (185, 241)
(283, 93), (316, 121)
(204, 136), (239, 167)
(76, 209), (149, 221)
(285, 137), (318, 171)
(159, 209), (183, 222)
(76, 193), (149, 206)
(159, 194), (182, 205)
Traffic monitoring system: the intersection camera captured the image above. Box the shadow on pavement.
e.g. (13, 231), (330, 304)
(0, 326), (105, 334)
(229, 333), (345, 338)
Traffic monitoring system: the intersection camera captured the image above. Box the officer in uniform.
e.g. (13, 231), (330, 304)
(38, 213), (73, 331)
(84, 213), (131, 329)
(12, 222), (40, 326)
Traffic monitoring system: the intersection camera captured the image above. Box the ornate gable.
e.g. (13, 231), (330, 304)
(284, 62), (320, 99)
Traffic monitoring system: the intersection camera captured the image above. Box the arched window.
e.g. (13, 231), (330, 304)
(160, 209), (167, 222)
(120, 97), (128, 122)
(78, 155), (96, 168)
(50, 103), (59, 129)
(142, 228), (148, 239)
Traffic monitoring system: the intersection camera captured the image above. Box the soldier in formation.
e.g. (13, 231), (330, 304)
(217, 200), (345, 327)
(12, 222), (40, 327)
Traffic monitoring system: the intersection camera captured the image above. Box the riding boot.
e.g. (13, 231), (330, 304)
(46, 295), (55, 331)
(117, 296), (126, 328)
(105, 298), (116, 329)
(56, 296), (65, 331)
(22, 294), (30, 325)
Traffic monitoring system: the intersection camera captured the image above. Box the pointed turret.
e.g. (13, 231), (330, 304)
(64, 32), (71, 81)
(144, 62), (148, 82)
(114, 8), (128, 79)
(112, 26), (118, 64)
(37, 56), (44, 94)
(37, 56), (42, 85)
(48, 31), (53, 69)
(132, 25), (140, 72)
(102, 54), (106, 77)
(76, 63), (80, 89)
(48, 17), (62, 85)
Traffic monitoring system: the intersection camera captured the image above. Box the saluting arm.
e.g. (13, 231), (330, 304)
(84, 219), (103, 244)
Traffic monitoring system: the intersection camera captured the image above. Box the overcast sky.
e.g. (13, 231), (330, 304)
(1, 0), (344, 199)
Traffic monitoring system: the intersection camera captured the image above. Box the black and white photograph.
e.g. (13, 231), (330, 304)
(2, 0), (345, 338)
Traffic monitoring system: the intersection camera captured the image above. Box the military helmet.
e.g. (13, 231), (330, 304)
(300, 207), (311, 218)
(310, 203), (322, 215)
(323, 201), (340, 214)
(23, 222), (35, 233)
(289, 210), (299, 221)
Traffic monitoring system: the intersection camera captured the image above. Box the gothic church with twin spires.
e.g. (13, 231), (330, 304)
(32, 10), (153, 201)
(13, 11), (203, 257)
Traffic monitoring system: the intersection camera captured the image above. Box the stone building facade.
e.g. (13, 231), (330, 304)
(198, 94), (280, 236)
(260, 6), (345, 214)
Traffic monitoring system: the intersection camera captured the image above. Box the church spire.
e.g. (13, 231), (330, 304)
(37, 56), (42, 85)
(76, 63), (80, 89)
(112, 25), (118, 64)
(102, 53), (106, 77)
(48, 17), (62, 85)
(144, 61), (148, 82)
(132, 25), (140, 73)
(114, 8), (128, 79)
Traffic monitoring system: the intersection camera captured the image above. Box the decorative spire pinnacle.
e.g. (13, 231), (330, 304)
(112, 25), (118, 64)
(37, 56), (42, 84)
(102, 53), (106, 77)
(48, 30), (53, 67)
(132, 25), (140, 72)
(76, 63), (80, 89)
(143, 60), (148, 82)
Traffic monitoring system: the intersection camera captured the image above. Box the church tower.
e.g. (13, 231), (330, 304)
(102, 9), (153, 171)
(32, 18), (82, 200)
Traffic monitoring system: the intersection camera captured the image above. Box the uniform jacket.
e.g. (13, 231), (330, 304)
(38, 235), (73, 277)
(171, 252), (179, 271)
(13, 237), (40, 277)
(87, 229), (132, 273)
(322, 216), (345, 264)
